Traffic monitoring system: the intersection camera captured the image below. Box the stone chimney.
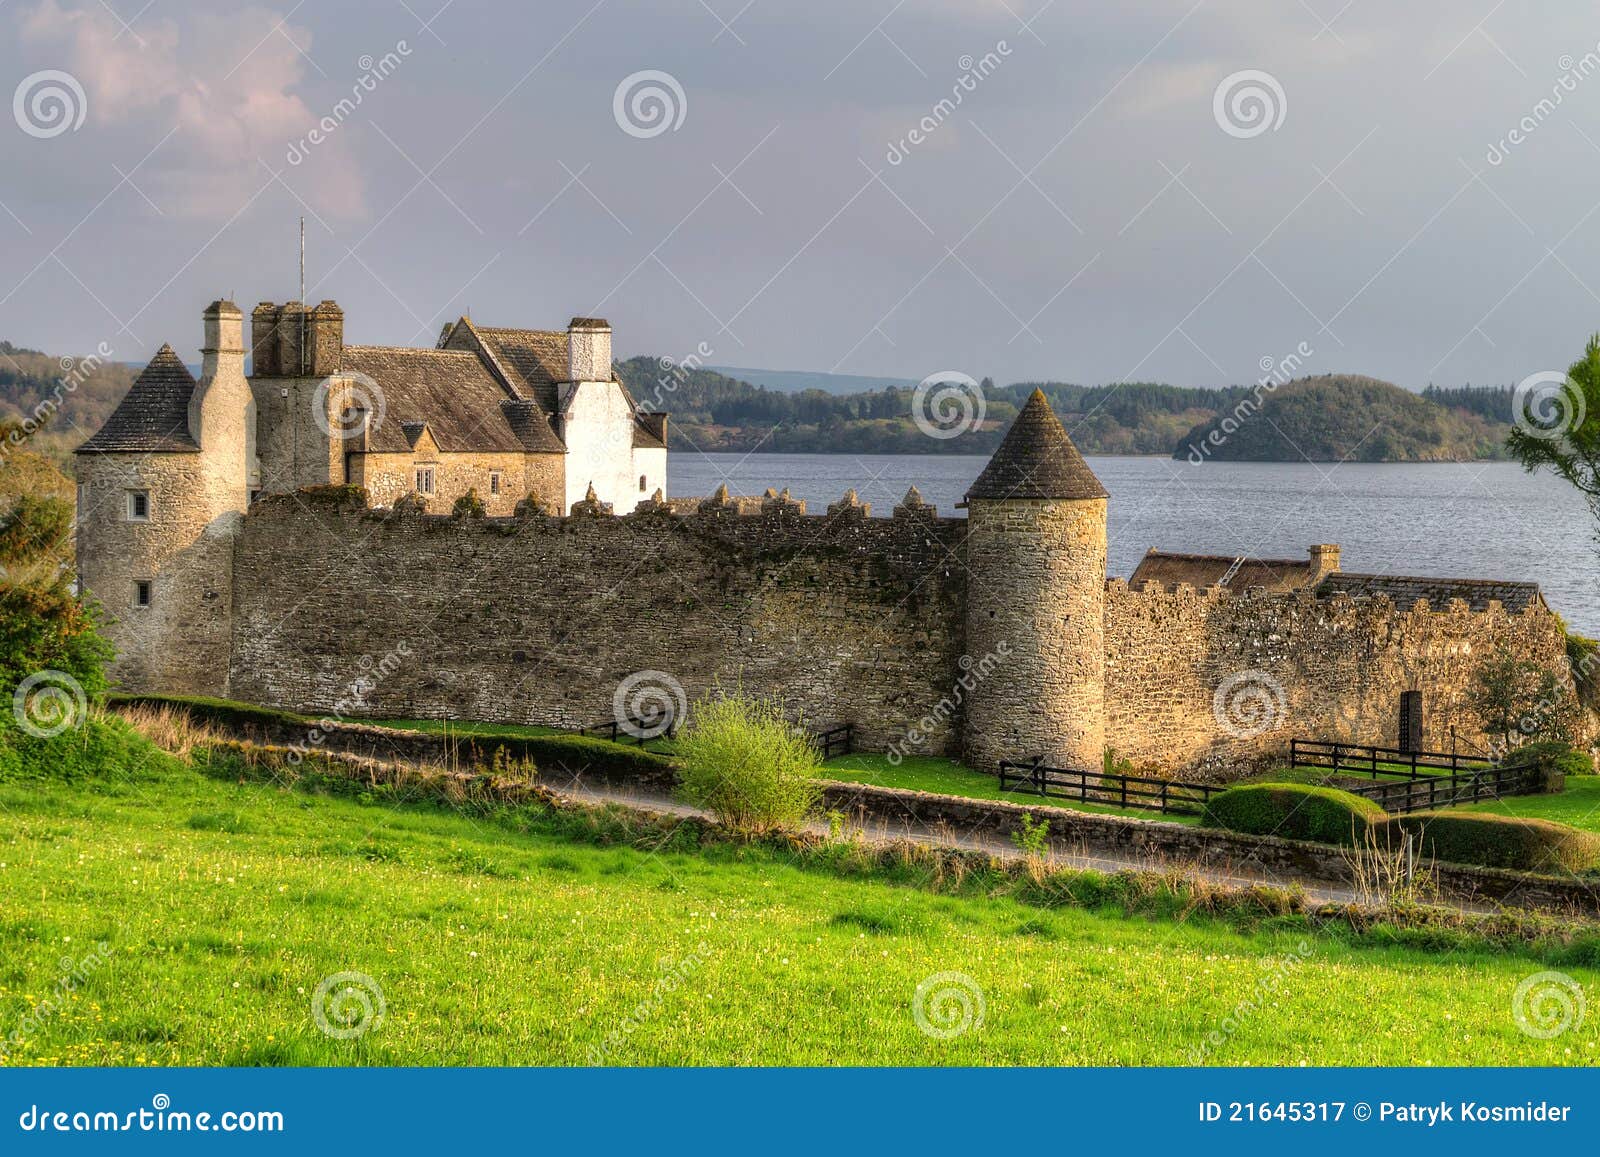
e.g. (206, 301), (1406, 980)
(251, 303), (281, 376)
(1309, 544), (1341, 582)
(201, 299), (244, 383)
(275, 301), (308, 377)
(567, 317), (612, 382)
(307, 300), (343, 376)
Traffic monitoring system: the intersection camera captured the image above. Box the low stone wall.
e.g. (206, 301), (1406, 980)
(819, 781), (1600, 917)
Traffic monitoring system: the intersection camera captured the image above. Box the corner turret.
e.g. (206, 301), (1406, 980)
(961, 390), (1108, 772)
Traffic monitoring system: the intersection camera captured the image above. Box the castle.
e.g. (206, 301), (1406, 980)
(75, 301), (1577, 776)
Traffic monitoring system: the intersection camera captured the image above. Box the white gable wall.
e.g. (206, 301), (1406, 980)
(562, 381), (659, 514)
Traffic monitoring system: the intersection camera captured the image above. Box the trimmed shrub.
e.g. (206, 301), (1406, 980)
(1378, 812), (1600, 874)
(674, 691), (821, 835)
(1202, 783), (1387, 846)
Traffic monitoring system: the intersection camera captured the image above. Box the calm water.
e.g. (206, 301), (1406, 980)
(670, 453), (1600, 634)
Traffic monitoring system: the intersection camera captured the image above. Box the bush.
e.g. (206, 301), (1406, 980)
(1501, 739), (1594, 791)
(1203, 783), (1387, 846)
(1378, 812), (1600, 874)
(674, 691), (821, 835)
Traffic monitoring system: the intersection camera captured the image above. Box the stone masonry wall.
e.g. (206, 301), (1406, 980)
(1104, 579), (1571, 777)
(227, 493), (969, 753)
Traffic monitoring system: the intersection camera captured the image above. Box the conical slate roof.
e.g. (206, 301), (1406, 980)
(76, 344), (200, 454)
(965, 389), (1106, 501)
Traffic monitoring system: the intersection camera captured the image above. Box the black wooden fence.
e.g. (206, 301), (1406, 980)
(811, 723), (854, 759)
(997, 756), (1222, 817)
(1341, 763), (1541, 814)
(1289, 738), (1491, 780)
(580, 711), (677, 746)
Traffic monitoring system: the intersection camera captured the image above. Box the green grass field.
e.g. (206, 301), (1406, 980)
(1458, 776), (1600, 831)
(1, 721), (1596, 1066)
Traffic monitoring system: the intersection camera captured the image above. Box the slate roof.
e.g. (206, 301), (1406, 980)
(1130, 550), (1316, 593)
(966, 389), (1107, 501)
(1317, 572), (1545, 613)
(469, 325), (569, 412)
(341, 346), (558, 455)
(75, 345), (199, 454)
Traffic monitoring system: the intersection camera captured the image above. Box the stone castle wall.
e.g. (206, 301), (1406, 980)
(226, 492), (970, 754)
(117, 483), (1574, 779)
(1103, 579), (1570, 775)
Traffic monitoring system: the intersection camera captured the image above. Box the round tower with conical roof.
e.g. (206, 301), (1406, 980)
(74, 302), (251, 694)
(962, 389), (1108, 772)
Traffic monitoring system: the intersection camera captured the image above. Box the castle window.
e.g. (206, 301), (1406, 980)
(639, 474), (648, 492)
(134, 580), (152, 608)
(415, 466), (436, 496)
(126, 490), (150, 521)
(489, 471), (503, 496)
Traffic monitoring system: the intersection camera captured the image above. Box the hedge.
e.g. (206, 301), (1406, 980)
(107, 693), (308, 732)
(1202, 783), (1387, 846)
(107, 694), (679, 788)
(1378, 812), (1600, 874)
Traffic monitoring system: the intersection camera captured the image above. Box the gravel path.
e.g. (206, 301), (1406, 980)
(548, 778), (1390, 908)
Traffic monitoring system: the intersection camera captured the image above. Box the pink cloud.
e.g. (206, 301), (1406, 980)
(19, 0), (366, 217)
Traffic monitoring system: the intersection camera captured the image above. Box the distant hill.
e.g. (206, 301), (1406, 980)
(1175, 374), (1511, 463)
(0, 340), (134, 470)
(705, 366), (918, 395)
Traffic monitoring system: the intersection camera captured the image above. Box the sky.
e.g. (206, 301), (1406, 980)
(4, 0), (1600, 391)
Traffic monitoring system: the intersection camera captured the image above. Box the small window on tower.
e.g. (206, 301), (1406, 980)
(134, 581), (152, 608)
(639, 474), (648, 492)
(489, 471), (503, 495)
(126, 490), (150, 521)
(415, 467), (436, 496)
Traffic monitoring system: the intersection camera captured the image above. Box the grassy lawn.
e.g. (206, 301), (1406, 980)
(1457, 776), (1600, 832)
(822, 752), (1195, 824)
(1, 727), (1596, 1066)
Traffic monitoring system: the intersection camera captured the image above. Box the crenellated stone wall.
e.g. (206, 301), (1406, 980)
(193, 487), (1582, 779)
(1103, 578), (1571, 777)
(226, 489), (971, 755)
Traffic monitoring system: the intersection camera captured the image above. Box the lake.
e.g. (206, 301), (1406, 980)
(670, 453), (1600, 635)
